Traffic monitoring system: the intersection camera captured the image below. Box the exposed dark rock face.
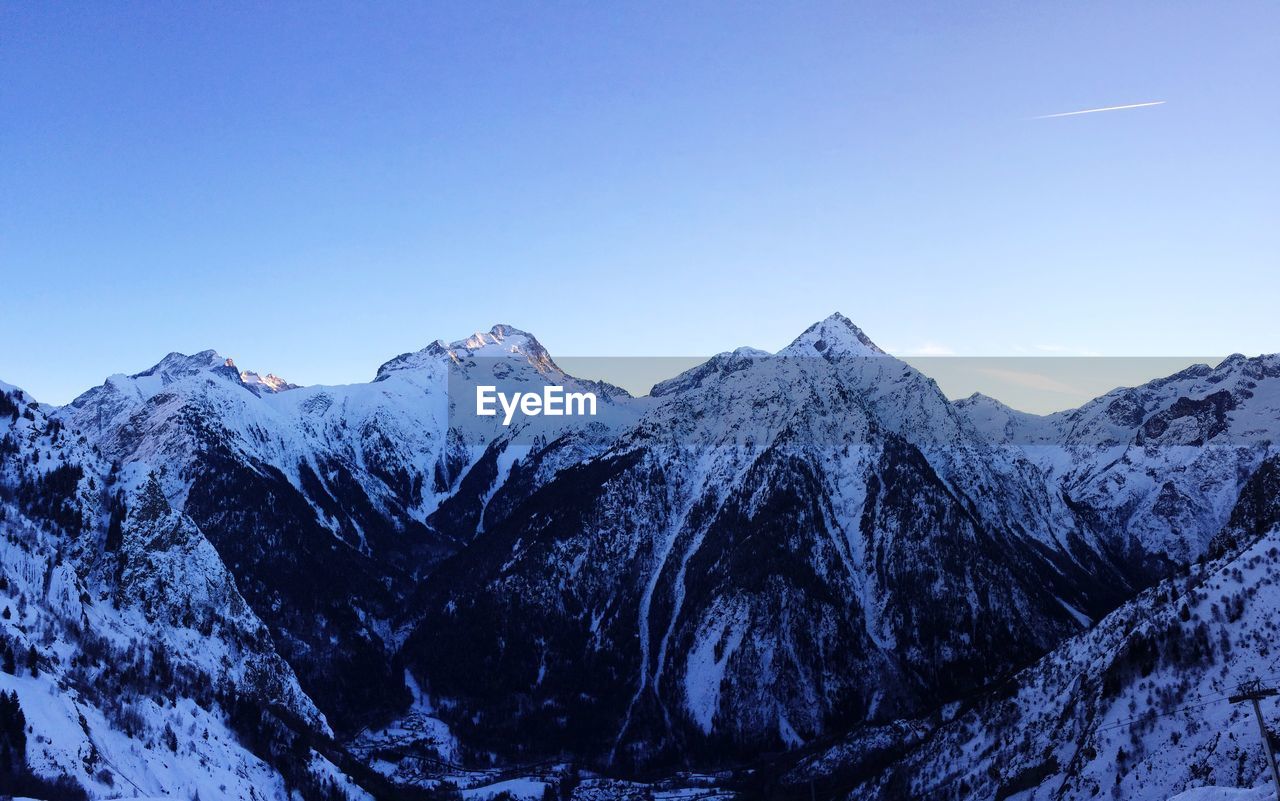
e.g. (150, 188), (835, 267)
(400, 332), (1186, 769)
(181, 446), (421, 732)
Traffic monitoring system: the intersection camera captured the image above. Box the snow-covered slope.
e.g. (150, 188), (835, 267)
(402, 315), (1171, 768)
(955, 354), (1280, 564)
(820, 517), (1280, 801)
(0, 381), (364, 799)
(50, 324), (644, 734)
(5, 315), (1279, 797)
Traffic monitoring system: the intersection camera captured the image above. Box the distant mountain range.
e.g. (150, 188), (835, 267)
(2, 314), (1278, 800)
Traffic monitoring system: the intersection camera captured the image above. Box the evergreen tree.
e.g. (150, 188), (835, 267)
(0, 689), (28, 782)
(105, 494), (126, 552)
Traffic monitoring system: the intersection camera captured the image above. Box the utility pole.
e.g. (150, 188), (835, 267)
(1230, 679), (1280, 799)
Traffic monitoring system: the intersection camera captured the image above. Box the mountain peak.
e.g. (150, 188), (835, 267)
(239, 370), (299, 394)
(955, 391), (1004, 407)
(135, 350), (228, 380)
(452, 324), (546, 356)
(649, 346), (770, 398)
(124, 350), (248, 390)
(133, 351), (299, 395)
(782, 313), (886, 359)
(375, 324), (556, 379)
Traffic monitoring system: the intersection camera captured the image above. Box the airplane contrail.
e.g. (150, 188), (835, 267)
(1034, 100), (1165, 119)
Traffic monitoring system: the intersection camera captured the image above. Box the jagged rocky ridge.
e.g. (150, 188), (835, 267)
(804, 514), (1280, 800)
(0, 380), (353, 800)
(402, 317), (1277, 771)
(1, 316), (1278, 800)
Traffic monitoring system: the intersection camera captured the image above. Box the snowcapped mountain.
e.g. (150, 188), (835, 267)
(0, 381), (357, 800)
(808, 519), (1280, 801)
(239, 369), (299, 394)
(2, 314), (1279, 800)
(954, 353), (1280, 564)
(52, 324), (643, 734)
(401, 314), (1185, 769)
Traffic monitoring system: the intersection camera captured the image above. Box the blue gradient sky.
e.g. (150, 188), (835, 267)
(2, 2), (1277, 404)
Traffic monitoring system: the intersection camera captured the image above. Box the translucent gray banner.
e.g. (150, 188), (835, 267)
(443, 353), (1278, 449)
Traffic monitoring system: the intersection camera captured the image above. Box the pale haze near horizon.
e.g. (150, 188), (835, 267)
(1, 2), (1276, 407)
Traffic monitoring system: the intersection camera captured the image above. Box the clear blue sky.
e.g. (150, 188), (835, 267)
(2, 1), (1276, 404)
